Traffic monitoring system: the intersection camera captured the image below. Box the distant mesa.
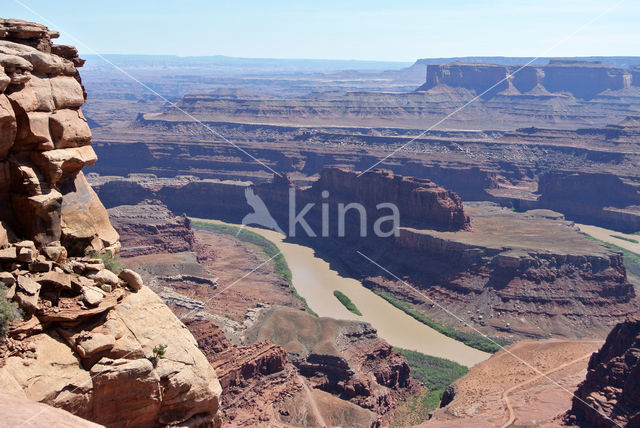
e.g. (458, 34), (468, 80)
(417, 60), (639, 100)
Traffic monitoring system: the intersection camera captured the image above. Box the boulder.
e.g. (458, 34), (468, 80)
(89, 358), (162, 428)
(11, 189), (63, 247)
(49, 109), (91, 149)
(0, 93), (16, 158)
(31, 145), (97, 186)
(91, 269), (120, 286)
(17, 246), (37, 263)
(118, 269), (143, 292)
(36, 270), (73, 291)
(74, 332), (116, 368)
(13, 111), (53, 151)
(41, 242), (67, 262)
(82, 286), (104, 307)
(0, 246), (16, 261)
(14, 288), (39, 313)
(17, 275), (41, 295)
(0, 222), (8, 248)
(60, 172), (119, 255)
(50, 76), (84, 109)
(6, 74), (55, 112)
(28, 260), (52, 273)
(0, 271), (15, 287)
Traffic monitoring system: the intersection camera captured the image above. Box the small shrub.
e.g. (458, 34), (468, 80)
(1, 287), (20, 339)
(86, 250), (122, 274)
(151, 344), (168, 367)
(153, 343), (168, 359)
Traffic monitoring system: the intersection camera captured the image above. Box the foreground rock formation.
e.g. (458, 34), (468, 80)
(569, 316), (640, 427)
(0, 390), (102, 427)
(0, 19), (222, 427)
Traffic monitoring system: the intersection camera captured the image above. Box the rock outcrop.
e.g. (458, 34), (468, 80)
(569, 316), (640, 427)
(244, 306), (417, 421)
(0, 18), (116, 254)
(107, 200), (195, 256)
(0, 19), (222, 427)
(311, 168), (469, 231)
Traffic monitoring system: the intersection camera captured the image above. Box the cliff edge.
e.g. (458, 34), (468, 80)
(0, 18), (222, 427)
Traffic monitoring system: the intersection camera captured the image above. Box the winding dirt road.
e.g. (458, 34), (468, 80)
(499, 352), (595, 428)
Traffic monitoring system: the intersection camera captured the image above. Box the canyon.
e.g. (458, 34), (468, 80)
(90, 168), (638, 340)
(2, 13), (640, 428)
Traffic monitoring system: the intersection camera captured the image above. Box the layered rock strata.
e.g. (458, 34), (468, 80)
(0, 19), (222, 427)
(107, 200), (195, 256)
(244, 306), (417, 420)
(0, 18), (116, 254)
(418, 60), (640, 100)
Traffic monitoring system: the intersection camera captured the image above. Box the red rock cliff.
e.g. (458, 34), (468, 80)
(569, 316), (640, 427)
(0, 19), (223, 427)
(0, 18), (117, 255)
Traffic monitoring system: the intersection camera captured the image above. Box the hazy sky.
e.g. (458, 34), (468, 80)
(4, 0), (639, 61)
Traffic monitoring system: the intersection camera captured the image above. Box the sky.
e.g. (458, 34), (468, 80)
(3, 0), (639, 62)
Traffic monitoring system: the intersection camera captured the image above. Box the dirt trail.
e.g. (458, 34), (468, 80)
(298, 375), (328, 428)
(499, 352), (594, 428)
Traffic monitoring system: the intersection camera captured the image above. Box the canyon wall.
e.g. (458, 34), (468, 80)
(0, 19), (222, 427)
(310, 168), (469, 231)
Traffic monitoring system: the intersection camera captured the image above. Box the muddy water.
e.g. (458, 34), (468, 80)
(576, 223), (640, 255)
(198, 219), (490, 367)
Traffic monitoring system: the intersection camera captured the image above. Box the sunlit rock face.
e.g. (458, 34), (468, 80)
(0, 18), (117, 254)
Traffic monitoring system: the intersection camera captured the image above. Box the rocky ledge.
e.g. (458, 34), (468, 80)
(107, 200), (195, 256)
(0, 240), (222, 427)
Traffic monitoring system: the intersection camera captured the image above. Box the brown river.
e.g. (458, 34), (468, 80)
(199, 219), (490, 367)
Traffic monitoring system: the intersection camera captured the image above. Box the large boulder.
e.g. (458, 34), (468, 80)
(60, 172), (119, 255)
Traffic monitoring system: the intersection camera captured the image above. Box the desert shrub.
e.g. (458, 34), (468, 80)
(392, 348), (468, 426)
(86, 250), (122, 274)
(610, 234), (639, 244)
(151, 343), (168, 367)
(0, 286), (20, 339)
